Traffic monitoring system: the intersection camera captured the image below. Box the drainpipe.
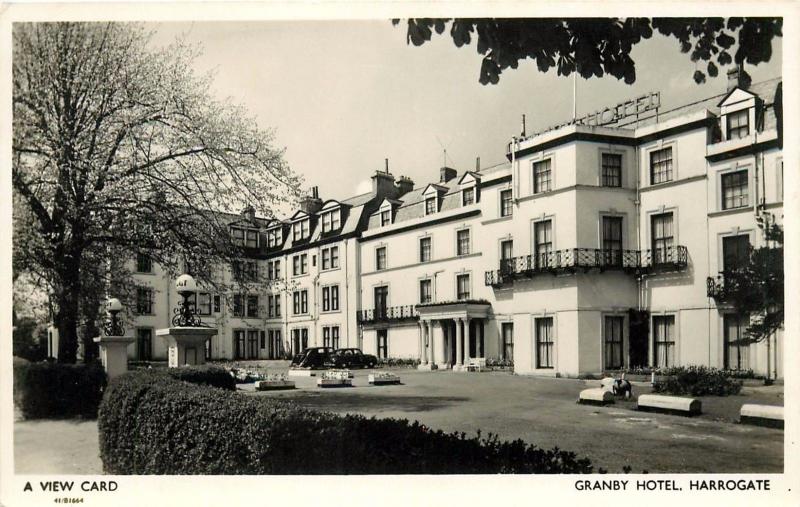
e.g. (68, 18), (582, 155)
(344, 238), (350, 348)
(511, 136), (520, 203)
(634, 138), (643, 311)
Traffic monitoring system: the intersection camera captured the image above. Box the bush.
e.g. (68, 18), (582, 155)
(377, 357), (420, 368)
(14, 360), (107, 419)
(99, 371), (593, 474)
(163, 365), (237, 391)
(652, 366), (743, 396)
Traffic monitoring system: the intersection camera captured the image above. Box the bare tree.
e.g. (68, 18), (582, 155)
(13, 22), (301, 363)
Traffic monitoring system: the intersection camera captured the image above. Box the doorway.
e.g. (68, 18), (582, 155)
(628, 309), (649, 368)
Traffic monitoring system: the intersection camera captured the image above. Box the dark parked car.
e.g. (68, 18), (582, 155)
(290, 347), (335, 369)
(327, 348), (378, 369)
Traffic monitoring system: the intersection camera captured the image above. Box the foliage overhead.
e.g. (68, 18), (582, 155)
(393, 18), (782, 85)
(13, 23), (300, 362)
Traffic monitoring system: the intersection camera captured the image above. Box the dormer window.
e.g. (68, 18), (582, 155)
(727, 109), (749, 140)
(293, 219), (310, 242)
(231, 226), (259, 248)
(462, 187), (475, 206)
(425, 197), (437, 215)
(266, 228), (281, 248)
(321, 209), (341, 233)
(380, 210), (391, 226)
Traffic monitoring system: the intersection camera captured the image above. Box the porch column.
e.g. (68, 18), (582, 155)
(455, 318), (463, 366)
(440, 321), (448, 367)
(429, 321), (437, 364)
(464, 317), (472, 364)
(479, 319), (485, 357)
(418, 321), (426, 364)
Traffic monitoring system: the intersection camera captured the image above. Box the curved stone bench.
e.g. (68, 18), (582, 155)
(637, 394), (701, 416)
(578, 388), (614, 406)
(740, 404), (783, 429)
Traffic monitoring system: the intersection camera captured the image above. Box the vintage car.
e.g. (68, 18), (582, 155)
(290, 347), (335, 369)
(327, 348), (378, 369)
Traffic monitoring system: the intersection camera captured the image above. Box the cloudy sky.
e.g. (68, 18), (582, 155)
(150, 20), (782, 205)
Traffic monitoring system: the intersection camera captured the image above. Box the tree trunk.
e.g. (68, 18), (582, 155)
(55, 252), (82, 364)
(81, 292), (101, 364)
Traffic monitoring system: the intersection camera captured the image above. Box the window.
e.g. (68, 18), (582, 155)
(653, 315), (675, 368)
(260, 331), (266, 350)
(292, 254), (308, 276)
(293, 220), (310, 241)
(721, 170), (749, 210)
(231, 227), (258, 248)
(189, 292), (212, 316)
(136, 253), (152, 273)
(232, 294), (243, 317)
(462, 187), (475, 206)
(233, 260), (258, 282)
(268, 294), (281, 318)
(380, 210), (391, 226)
(724, 313), (750, 370)
(136, 287), (153, 315)
(268, 329), (283, 359)
(533, 159), (552, 193)
(234, 329), (259, 360)
(419, 279), (432, 304)
(292, 290), (308, 315)
(213, 295), (221, 313)
(727, 109), (749, 140)
(247, 330), (259, 359)
(534, 220), (553, 269)
(419, 237), (431, 263)
(722, 235), (750, 273)
(500, 239), (514, 273)
(136, 328), (152, 361)
(535, 317), (554, 368)
(322, 285), (339, 312)
(650, 147), (673, 184)
(245, 295), (259, 318)
(501, 323), (514, 361)
(500, 189), (513, 217)
(321, 210), (341, 233)
(456, 229), (470, 256)
(651, 213), (674, 264)
(373, 286), (388, 317)
(291, 328), (309, 355)
(375, 247), (387, 270)
(602, 216), (623, 266)
(456, 273), (471, 300)
(267, 260), (281, 280)
(376, 329), (388, 359)
(604, 316), (624, 369)
(321, 246), (339, 270)
(266, 228), (281, 248)
(425, 196), (437, 215)
(601, 153), (622, 187)
(323, 326), (340, 349)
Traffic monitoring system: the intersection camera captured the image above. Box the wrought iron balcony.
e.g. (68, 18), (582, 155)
(357, 305), (419, 325)
(485, 246), (688, 287)
(707, 272), (728, 300)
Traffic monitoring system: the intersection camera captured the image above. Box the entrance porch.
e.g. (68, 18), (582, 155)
(415, 301), (491, 371)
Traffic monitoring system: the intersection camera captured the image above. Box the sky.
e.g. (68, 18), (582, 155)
(150, 20), (783, 206)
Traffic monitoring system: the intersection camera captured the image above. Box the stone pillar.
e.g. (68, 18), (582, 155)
(429, 321), (436, 365)
(417, 321), (437, 371)
(455, 318), (463, 368)
(156, 327), (217, 367)
(479, 319), (485, 357)
(464, 317), (472, 362)
(418, 322), (426, 364)
(441, 321), (448, 368)
(93, 335), (135, 379)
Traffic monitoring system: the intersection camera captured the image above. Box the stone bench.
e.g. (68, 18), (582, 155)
(740, 404), (783, 429)
(578, 388), (614, 405)
(368, 373), (401, 385)
(637, 394), (701, 416)
(256, 379), (295, 391)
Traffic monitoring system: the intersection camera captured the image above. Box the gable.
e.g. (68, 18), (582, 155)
(422, 184), (447, 197)
(289, 210), (310, 221)
(458, 171), (481, 186)
(718, 88), (756, 108)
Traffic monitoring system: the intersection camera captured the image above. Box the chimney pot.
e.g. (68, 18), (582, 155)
(439, 166), (457, 183)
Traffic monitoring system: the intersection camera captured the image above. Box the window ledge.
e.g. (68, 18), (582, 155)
(708, 206), (754, 218)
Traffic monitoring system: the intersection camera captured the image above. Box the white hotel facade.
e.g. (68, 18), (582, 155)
(129, 71), (784, 379)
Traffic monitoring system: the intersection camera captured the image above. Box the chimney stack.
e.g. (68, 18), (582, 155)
(299, 186), (323, 214)
(371, 169), (396, 198)
(521, 114), (527, 137)
(241, 204), (256, 222)
(476, 156), (481, 172)
(395, 175), (414, 196)
(439, 166), (457, 183)
(727, 65), (751, 92)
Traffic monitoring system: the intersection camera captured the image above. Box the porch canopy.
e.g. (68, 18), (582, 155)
(415, 300), (491, 368)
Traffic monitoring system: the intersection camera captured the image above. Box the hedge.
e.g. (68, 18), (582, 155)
(13, 360), (107, 419)
(652, 366), (743, 396)
(99, 371), (594, 474)
(162, 365), (237, 391)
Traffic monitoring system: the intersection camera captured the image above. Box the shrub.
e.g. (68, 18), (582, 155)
(14, 360), (107, 419)
(377, 357), (420, 368)
(98, 371), (593, 474)
(163, 365), (237, 391)
(652, 366), (743, 396)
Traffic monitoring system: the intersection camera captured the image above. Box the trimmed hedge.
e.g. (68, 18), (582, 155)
(13, 360), (107, 419)
(99, 371), (594, 474)
(652, 366), (743, 396)
(162, 365), (236, 391)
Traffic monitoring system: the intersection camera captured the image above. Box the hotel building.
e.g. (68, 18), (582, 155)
(129, 70), (784, 378)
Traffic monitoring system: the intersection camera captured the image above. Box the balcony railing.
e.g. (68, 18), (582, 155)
(485, 246), (688, 287)
(707, 272), (731, 300)
(357, 305), (419, 325)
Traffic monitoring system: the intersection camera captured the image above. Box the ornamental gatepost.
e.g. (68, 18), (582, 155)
(156, 274), (217, 367)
